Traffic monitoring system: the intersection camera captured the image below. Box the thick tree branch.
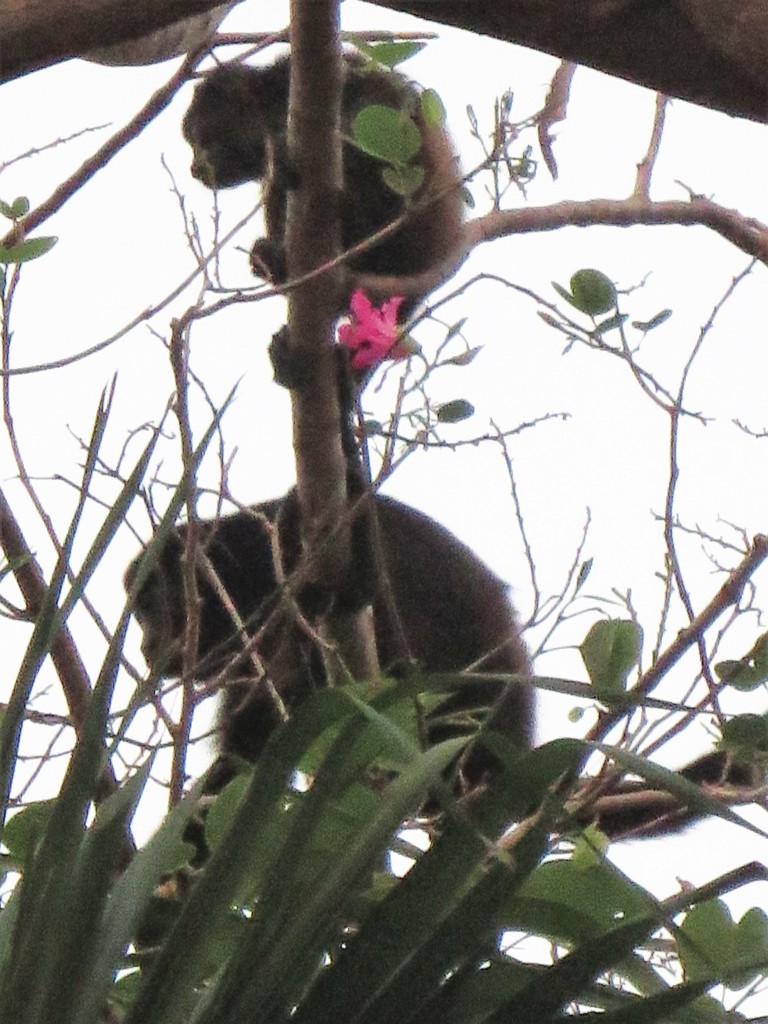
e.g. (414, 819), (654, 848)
(0, 0), (235, 78)
(472, 197), (768, 265)
(475, 197), (768, 264)
(354, 195), (768, 303)
(284, 0), (379, 683)
(1, 1), (767, 126)
(376, 0), (768, 125)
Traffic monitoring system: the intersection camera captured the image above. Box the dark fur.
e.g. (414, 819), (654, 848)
(125, 493), (531, 791)
(126, 495), (763, 840)
(181, 53), (463, 308)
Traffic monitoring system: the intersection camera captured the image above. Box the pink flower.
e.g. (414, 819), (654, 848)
(338, 290), (408, 370)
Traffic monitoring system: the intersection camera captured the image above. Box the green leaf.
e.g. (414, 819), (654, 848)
(514, 855), (650, 941)
(717, 661), (764, 690)
(567, 983), (720, 1023)
(571, 825), (609, 868)
(442, 318), (467, 344)
(0, 235), (58, 264)
(632, 309), (672, 331)
(9, 197), (30, 219)
(420, 88), (446, 127)
(204, 741), (472, 1023)
(593, 312), (628, 335)
(730, 907), (768, 987)
(123, 689), (364, 1024)
(2, 801), (54, 866)
(436, 398), (474, 423)
(720, 713), (768, 755)
(0, 395), (230, 1024)
(73, 775), (206, 1024)
(382, 162), (424, 196)
(592, 741), (764, 833)
(679, 900), (734, 982)
(574, 557), (593, 592)
(580, 619), (642, 697)
(39, 764), (153, 1024)
(352, 104), (422, 165)
(570, 268), (617, 315)
(551, 280), (573, 305)
(508, 911), (667, 1021)
(291, 752), (553, 1024)
(427, 956), (533, 1023)
(715, 633), (768, 690)
(362, 418), (383, 437)
(444, 345), (482, 368)
(204, 771), (251, 853)
(351, 39), (425, 68)
(110, 971), (142, 1014)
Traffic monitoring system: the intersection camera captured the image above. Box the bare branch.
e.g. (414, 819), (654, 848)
(633, 92), (668, 198)
(537, 60), (576, 181)
(470, 197), (768, 265)
(284, 0), (379, 682)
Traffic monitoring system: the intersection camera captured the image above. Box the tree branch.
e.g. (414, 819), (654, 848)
(471, 198), (768, 265)
(284, 0), (379, 682)
(587, 532), (768, 743)
(354, 194), (768, 303)
(0, 0), (234, 79)
(2, 1), (767, 126)
(375, 0), (768, 125)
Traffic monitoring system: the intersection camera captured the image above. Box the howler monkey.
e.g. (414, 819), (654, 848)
(125, 492), (531, 796)
(181, 52), (464, 311)
(126, 495), (762, 840)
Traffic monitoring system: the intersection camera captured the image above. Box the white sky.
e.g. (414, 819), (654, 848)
(1, 0), (768, 976)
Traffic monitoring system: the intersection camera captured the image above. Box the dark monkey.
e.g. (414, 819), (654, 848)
(126, 496), (761, 839)
(125, 493), (531, 796)
(181, 53), (464, 311)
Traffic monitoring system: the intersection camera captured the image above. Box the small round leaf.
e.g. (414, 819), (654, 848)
(569, 269), (617, 315)
(353, 105), (421, 165)
(436, 399), (474, 423)
(580, 619), (642, 697)
(382, 163), (424, 197)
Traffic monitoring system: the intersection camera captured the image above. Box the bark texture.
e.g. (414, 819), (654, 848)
(1, 1), (767, 124)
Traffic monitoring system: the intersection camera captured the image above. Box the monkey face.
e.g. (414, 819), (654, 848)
(125, 512), (283, 680)
(182, 66), (271, 188)
(125, 557), (250, 679)
(185, 129), (268, 189)
(124, 547), (189, 677)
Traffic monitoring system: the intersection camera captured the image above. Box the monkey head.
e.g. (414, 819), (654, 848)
(182, 65), (283, 188)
